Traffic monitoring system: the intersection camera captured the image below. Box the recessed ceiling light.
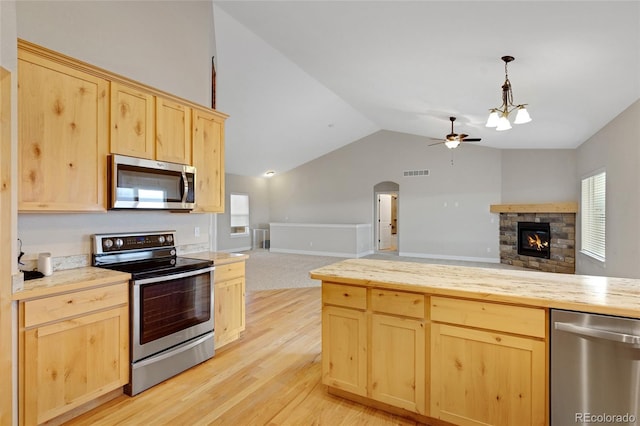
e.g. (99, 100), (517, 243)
(264, 170), (276, 177)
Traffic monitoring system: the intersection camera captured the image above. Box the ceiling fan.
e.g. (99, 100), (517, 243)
(429, 116), (481, 149)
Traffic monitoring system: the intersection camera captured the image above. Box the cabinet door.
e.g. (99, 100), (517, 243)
(371, 314), (426, 415)
(22, 306), (128, 425)
(18, 53), (108, 212)
(192, 109), (225, 212)
(156, 97), (191, 164)
(321, 306), (367, 396)
(214, 276), (245, 348)
(430, 323), (546, 426)
(110, 82), (155, 159)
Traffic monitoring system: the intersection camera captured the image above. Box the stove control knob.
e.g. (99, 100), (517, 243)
(166, 235), (174, 243)
(170, 249), (176, 256)
(103, 239), (113, 249)
(158, 235), (165, 244)
(114, 238), (124, 249)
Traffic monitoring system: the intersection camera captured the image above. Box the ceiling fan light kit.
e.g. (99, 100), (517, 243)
(486, 55), (532, 131)
(429, 117), (481, 149)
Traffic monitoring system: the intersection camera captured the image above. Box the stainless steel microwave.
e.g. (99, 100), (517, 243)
(109, 155), (196, 210)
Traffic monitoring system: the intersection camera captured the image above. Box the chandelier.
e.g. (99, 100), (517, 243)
(485, 56), (532, 131)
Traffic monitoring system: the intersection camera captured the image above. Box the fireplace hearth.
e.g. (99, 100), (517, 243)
(517, 222), (551, 259)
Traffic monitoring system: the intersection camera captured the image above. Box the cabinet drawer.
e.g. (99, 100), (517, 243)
(431, 296), (545, 338)
(215, 261), (245, 283)
(23, 282), (128, 328)
(371, 289), (425, 319)
(322, 283), (367, 310)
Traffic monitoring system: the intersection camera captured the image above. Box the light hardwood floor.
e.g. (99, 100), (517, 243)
(65, 288), (421, 425)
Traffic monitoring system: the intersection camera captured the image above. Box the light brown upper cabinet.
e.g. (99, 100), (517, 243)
(192, 108), (225, 213)
(156, 97), (191, 164)
(18, 39), (228, 213)
(110, 82), (155, 160)
(18, 48), (108, 212)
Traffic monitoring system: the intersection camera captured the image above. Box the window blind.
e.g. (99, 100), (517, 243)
(581, 171), (606, 260)
(230, 194), (249, 229)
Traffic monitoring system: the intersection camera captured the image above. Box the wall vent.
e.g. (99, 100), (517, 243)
(403, 169), (430, 177)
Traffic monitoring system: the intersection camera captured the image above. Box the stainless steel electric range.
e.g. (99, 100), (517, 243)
(92, 230), (215, 396)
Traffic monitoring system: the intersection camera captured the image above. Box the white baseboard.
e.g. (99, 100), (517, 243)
(398, 252), (500, 264)
(270, 248), (373, 258)
(216, 246), (252, 253)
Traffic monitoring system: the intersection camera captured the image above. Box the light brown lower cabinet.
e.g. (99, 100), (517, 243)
(321, 282), (548, 426)
(214, 260), (246, 348)
(370, 313), (426, 414)
(430, 296), (547, 426)
(322, 305), (368, 396)
(18, 281), (129, 426)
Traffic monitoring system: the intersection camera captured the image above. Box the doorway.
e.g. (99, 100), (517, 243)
(374, 182), (399, 254)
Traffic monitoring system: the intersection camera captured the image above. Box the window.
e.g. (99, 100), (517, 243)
(581, 171), (606, 261)
(230, 193), (250, 236)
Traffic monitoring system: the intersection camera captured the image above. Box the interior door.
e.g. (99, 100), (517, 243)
(378, 194), (392, 250)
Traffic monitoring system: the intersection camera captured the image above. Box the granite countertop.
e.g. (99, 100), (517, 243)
(13, 252), (247, 301)
(186, 251), (249, 265)
(13, 267), (131, 301)
(310, 258), (640, 318)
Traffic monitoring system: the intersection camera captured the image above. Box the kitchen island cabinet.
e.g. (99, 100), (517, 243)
(311, 259), (640, 426)
(13, 268), (131, 426)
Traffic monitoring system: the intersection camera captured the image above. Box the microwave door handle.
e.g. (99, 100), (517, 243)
(181, 171), (189, 204)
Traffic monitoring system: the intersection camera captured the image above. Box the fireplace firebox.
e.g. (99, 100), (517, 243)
(517, 222), (551, 259)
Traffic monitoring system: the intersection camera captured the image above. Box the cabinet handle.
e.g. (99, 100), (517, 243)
(554, 321), (640, 346)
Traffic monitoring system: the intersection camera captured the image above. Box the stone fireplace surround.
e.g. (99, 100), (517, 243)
(490, 203), (578, 274)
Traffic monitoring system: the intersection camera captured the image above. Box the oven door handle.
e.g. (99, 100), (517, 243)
(134, 266), (215, 286)
(133, 332), (213, 369)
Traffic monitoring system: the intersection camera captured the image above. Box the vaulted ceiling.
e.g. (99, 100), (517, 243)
(213, 1), (640, 177)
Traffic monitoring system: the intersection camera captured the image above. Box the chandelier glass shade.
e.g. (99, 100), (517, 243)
(486, 56), (531, 131)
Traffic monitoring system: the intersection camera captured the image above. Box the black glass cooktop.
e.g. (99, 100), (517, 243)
(98, 256), (213, 280)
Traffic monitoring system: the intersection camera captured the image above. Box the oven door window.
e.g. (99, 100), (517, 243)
(139, 273), (211, 344)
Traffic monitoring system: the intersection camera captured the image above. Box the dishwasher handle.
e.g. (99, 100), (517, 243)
(554, 321), (640, 346)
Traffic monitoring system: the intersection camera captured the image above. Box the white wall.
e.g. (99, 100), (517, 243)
(14, 1), (218, 263)
(576, 100), (640, 278)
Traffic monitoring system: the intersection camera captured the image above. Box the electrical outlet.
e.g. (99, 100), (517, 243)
(194, 227), (200, 237)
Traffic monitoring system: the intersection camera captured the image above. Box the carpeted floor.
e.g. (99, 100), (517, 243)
(242, 249), (520, 291)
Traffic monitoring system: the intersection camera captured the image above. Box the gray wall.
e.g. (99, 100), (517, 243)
(11, 1), (218, 261)
(217, 173), (271, 252)
(268, 130), (505, 261)
(576, 100), (640, 278)
(501, 149), (577, 203)
(266, 130), (582, 264)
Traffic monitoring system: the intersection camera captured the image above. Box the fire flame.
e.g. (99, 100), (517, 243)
(527, 234), (549, 251)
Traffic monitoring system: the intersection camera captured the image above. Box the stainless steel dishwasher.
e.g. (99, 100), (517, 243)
(551, 309), (640, 425)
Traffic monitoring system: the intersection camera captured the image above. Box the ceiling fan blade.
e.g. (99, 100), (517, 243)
(427, 137), (444, 141)
(461, 138), (481, 142)
(429, 141), (445, 146)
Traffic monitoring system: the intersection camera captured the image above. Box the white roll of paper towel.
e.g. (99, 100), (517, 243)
(38, 252), (53, 276)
